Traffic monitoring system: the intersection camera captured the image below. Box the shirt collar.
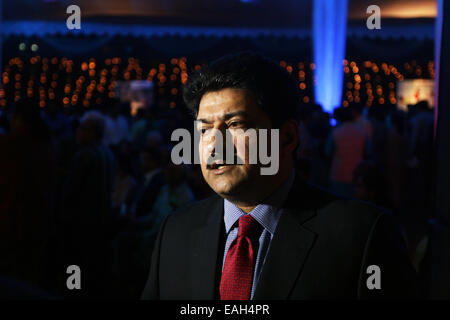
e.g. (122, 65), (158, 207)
(223, 170), (295, 235)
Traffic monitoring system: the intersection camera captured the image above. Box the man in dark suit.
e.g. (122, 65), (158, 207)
(142, 52), (418, 299)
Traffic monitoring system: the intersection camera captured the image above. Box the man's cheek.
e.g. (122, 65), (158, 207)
(233, 136), (255, 165)
(234, 142), (246, 164)
(199, 143), (208, 164)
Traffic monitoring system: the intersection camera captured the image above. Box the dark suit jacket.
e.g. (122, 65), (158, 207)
(141, 175), (418, 299)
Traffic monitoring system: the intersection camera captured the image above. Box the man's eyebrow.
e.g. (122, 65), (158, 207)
(196, 118), (212, 124)
(223, 111), (248, 121)
(196, 111), (248, 123)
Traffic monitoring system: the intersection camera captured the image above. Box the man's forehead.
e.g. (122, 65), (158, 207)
(197, 109), (248, 121)
(197, 89), (254, 120)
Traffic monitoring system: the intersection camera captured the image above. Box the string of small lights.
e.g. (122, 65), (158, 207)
(0, 56), (434, 110)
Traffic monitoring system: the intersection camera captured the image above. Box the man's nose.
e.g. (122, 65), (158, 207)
(206, 128), (225, 153)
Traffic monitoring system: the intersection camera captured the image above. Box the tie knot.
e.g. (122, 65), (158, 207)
(237, 214), (257, 238)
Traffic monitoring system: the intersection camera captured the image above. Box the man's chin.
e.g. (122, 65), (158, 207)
(212, 184), (239, 198)
(204, 166), (258, 198)
(208, 177), (240, 196)
(210, 177), (253, 201)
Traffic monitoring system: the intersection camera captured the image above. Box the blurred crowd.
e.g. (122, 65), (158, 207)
(0, 93), (435, 298)
(296, 100), (435, 264)
(0, 97), (213, 298)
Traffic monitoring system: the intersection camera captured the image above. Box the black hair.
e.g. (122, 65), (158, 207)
(333, 106), (354, 123)
(183, 51), (300, 128)
(80, 112), (105, 141)
(415, 100), (430, 111)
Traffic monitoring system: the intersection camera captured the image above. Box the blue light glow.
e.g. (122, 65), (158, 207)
(330, 118), (337, 127)
(313, 0), (348, 113)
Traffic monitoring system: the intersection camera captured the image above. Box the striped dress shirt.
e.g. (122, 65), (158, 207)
(222, 171), (295, 299)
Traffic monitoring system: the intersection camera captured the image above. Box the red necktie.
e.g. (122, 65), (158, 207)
(220, 214), (258, 300)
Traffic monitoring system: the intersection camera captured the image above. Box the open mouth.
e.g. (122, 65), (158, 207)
(207, 162), (234, 175)
(207, 162), (232, 170)
(206, 155), (243, 170)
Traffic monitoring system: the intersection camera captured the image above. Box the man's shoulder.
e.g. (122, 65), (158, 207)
(292, 182), (388, 230)
(318, 194), (387, 227)
(286, 182), (400, 259)
(164, 194), (222, 229)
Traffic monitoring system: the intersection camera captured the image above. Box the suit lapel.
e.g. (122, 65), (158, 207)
(189, 196), (224, 299)
(253, 210), (316, 299)
(253, 178), (319, 300)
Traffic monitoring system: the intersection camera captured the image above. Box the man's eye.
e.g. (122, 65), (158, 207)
(200, 128), (209, 134)
(229, 121), (244, 128)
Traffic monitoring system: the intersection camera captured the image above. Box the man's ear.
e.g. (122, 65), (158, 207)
(280, 119), (300, 156)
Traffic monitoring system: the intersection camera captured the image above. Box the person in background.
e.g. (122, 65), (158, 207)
(296, 103), (315, 161)
(126, 146), (164, 221)
(350, 102), (373, 142)
(41, 101), (72, 141)
(111, 149), (169, 299)
(0, 99), (54, 291)
(368, 104), (388, 171)
(130, 108), (148, 149)
(61, 110), (115, 298)
(408, 100), (434, 211)
(353, 160), (387, 207)
(112, 153), (137, 217)
(144, 130), (163, 148)
(325, 106), (370, 198)
(306, 104), (332, 188)
(150, 164), (195, 233)
(386, 110), (409, 214)
(103, 100), (130, 147)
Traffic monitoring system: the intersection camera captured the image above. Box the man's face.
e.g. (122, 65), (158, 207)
(196, 88), (272, 199)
